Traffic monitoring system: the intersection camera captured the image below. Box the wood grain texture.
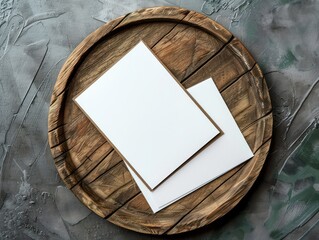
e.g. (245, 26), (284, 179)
(48, 6), (273, 235)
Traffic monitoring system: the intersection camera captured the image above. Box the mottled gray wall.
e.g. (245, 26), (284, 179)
(0, 0), (319, 239)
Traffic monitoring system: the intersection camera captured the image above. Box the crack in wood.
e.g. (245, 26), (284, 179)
(149, 12), (190, 48)
(242, 111), (273, 132)
(49, 136), (72, 149)
(181, 35), (234, 84)
(47, 123), (66, 133)
(62, 140), (108, 179)
(69, 150), (121, 189)
(220, 62), (257, 93)
(105, 188), (141, 219)
(87, 157), (122, 185)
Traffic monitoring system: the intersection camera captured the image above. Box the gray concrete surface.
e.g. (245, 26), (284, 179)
(1, 0), (319, 239)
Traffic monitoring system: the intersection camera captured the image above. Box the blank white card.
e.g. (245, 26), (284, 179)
(126, 79), (254, 213)
(74, 41), (219, 190)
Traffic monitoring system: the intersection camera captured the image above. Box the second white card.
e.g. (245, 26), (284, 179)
(126, 78), (254, 212)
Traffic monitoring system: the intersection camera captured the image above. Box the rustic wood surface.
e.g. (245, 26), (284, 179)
(48, 6), (273, 235)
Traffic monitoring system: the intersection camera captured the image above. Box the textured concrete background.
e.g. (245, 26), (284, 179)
(1, 0), (319, 239)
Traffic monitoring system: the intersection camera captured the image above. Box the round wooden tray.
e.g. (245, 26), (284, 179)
(48, 7), (273, 235)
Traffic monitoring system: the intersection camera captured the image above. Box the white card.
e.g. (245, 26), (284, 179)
(126, 78), (254, 213)
(74, 41), (219, 190)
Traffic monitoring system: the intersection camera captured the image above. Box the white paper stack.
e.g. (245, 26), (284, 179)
(74, 41), (254, 213)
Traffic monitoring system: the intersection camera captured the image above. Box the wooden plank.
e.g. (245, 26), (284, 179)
(78, 151), (122, 185)
(182, 38), (252, 90)
(72, 180), (140, 218)
(63, 142), (113, 187)
(243, 113), (273, 152)
(152, 24), (225, 81)
(228, 38), (255, 70)
(85, 162), (133, 200)
(64, 150), (122, 188)
(221, 66), (272, 130)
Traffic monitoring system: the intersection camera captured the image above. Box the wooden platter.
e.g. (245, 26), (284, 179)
(48, 7), (273, 234)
